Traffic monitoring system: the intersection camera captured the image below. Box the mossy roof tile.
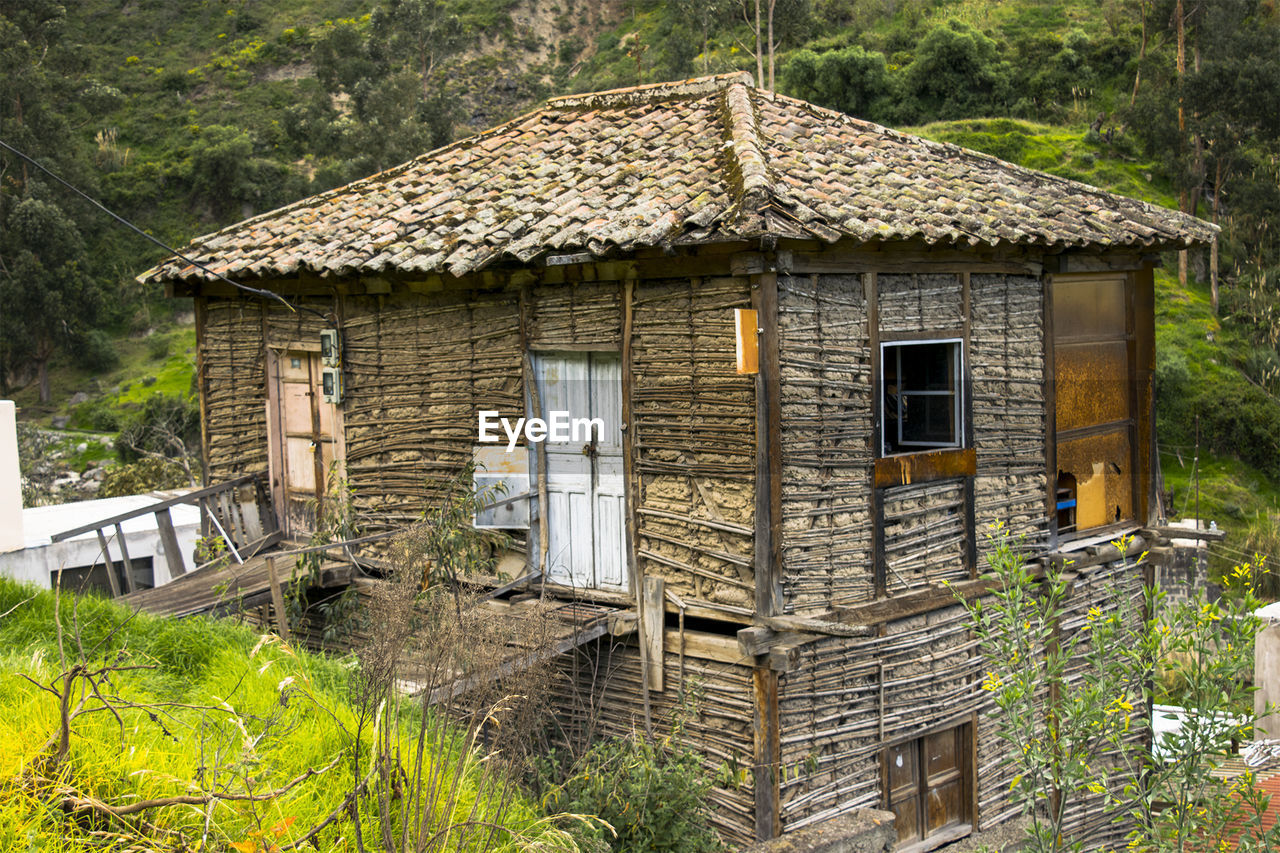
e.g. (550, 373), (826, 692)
(142, 72), (1216, 286)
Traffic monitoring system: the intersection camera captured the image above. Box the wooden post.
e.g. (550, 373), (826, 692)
(95, 529), (122, 597)
(642, 575), (665, 692)
(753, 271), (783, 617)
(154, 508), (187, 578)
(753, 665), (781, 840)
(113, 523), (135, 594)
(621, 277), (641, 597)
(266, 556), (292, 640)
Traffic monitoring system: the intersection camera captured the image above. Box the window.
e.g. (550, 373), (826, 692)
(884, 723), (973, 851)
(882, 340), (963, 455)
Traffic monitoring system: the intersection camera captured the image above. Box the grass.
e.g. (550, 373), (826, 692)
(0, 577), (577, 852)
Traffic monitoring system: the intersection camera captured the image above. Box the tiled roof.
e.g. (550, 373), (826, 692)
(142, 72), (1216, 285)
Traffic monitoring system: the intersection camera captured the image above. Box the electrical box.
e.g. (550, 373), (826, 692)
(321, 367), (343, 404)
(320, 329), (341, 366)
(472, 446), (530, 530)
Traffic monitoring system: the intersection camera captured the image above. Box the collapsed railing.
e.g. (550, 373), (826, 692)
(48, 472), (279, 596)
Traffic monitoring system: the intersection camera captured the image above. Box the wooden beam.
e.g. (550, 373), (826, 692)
(753, 666), (781, 841)
(1143, 524), (1226, 542)
(621, 278), (641, 597)
(266, 556), (292, 640)
(642, 575), (665, 691)
(738, 625), (775, 657)
(154, 508), (187, 578)
(834, 576), (1001, 626)
(96, 529), (122, 597)
(113, 523), (135, 594)
(753, 271), (783, 617)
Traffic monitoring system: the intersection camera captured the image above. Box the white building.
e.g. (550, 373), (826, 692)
(1, 400), (201, 595)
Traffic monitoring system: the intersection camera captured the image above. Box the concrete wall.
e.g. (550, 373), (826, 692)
(0, 496), (201, 590)
(0, 401), (22, 553)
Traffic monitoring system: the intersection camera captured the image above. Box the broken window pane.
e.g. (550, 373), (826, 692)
(882, 340), (962, 454)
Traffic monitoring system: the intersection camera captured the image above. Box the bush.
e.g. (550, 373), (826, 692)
(538, 714), (721, 853)
(116, 393), (200, 465)
(72, 329), (120, 372)
(100, 457), (191, 496)
(70, 398), (120, 432)
(146, 334), (170, 361)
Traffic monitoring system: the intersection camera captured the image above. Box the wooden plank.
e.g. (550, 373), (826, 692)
(873, 448), (977, 488)
(621, 278), (641, 597)
(834, 576), (1001, 626)
(662, 628), (743, 663)
(154, 504), (186, 578)
(1044, 273), (1058, 546)
(642, 575), (665, 691)
(754, 271), (783, 617)
(96, 529), (122, 597)
(753, 666), (781, 841)
(1135, 264), (1157, 524)
(266, 556), (292, 640)
(113, 523), (135, 594)
(738, 625), (775, 657)
(1143, 524), (1226, 542)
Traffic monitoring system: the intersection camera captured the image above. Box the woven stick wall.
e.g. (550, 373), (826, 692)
(775, 604), (990, 832)
(551, 636), (758, 846)
(971, 273), (1048, 543)
(631, 276), (756, 612)
(201, 299), (272, 481)
(777, 273), (873, 611)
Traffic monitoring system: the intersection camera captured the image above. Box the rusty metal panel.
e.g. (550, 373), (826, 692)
(1053, 276), (1126, 340)
(1054, 341), (1129, 432)
(1057, 430), (1132, 529)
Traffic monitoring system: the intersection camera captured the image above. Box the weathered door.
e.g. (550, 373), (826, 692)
(533, 352), (627, 592)
(267, 350), (340, 536)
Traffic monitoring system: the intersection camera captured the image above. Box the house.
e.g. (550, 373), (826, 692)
(140, 73), (1215, 849)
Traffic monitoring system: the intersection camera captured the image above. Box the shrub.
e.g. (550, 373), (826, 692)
(72, 328), (120, 372)
(100, 457), (191, 496)
(539, 710), (721, 853)
(116, 393), (200, 465)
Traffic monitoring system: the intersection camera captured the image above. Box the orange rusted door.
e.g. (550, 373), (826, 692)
(1053, 274), (1135, 533)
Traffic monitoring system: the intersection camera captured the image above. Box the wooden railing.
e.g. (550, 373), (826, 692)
(49, 473), (279, 596)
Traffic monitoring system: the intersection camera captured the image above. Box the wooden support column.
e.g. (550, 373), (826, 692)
(753, 665), (781, 840)
(642, 575), (664, 692)
(154, 508), (187, 578)
(1043, 273), (1059, 547)
(95, 529), (122, 597)
(193, 297), (211, 488)
(113, 523), (135, 594)
(1134, 264), (1157, 523)
(753, 271), (783, 617)
(266, 556), (292, 640)
(621, 277), (640, 596)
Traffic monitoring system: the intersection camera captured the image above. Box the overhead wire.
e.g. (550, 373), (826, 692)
(0, 136), (327, 319)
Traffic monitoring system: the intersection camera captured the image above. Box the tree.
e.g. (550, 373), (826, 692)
(966, 527), (1280, 851)
(0, 198), (102, 401)
(899, 20), (1013, 122)
(783, 45), (893, 122)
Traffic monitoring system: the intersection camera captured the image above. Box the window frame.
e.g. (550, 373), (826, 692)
(880, 337), (966, 457)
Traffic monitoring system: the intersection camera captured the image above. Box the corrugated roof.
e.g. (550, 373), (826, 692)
(141, 72), (1216, 285)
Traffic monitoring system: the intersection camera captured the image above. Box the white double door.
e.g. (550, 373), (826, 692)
(532, 352), (627, 592)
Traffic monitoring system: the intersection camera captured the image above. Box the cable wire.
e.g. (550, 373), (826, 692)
(0, 136), (326, 318)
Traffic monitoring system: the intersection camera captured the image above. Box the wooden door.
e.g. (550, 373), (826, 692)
(533, 352), (627, 592)
(885, 725), (970, 848)
(268, 350), (340, 537)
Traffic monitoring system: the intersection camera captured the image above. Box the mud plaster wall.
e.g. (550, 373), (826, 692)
(777, 274), (873, 612)
(776, 270), (1048, 613)
(1054, 552), (1147, 849)
(775, 604), (983, 832)
(881, 479), (968, 594)
(970, 274), (1047, 543)
(631, 276), (756, 611)
(201, 277), (756, 603)
(550, 637), (757, 846)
